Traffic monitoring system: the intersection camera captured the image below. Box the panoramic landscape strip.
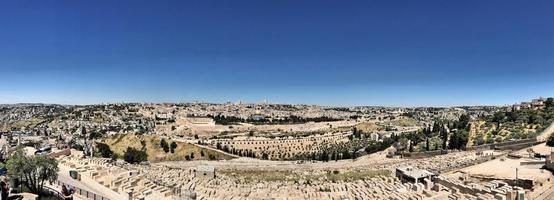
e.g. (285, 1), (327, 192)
(1, 97), (554, 199)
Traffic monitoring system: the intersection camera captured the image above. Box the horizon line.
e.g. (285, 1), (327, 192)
(0, 100), (523, 108)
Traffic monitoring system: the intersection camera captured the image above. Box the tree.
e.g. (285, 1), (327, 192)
(96, 142), (114, 159)
(348, 135), (354, 140)
(491, 112), (507, 123)
(422, 126), (431, 151)
(320, 151), (329, 162)
(342, 150), (351, 159)
(545, 98), (554, 110)
(160, 139), (169, 153)
(353, 127), (361, 139)
(123, 147), (148, 164)
(89, 131), (102, 140)
(432, 122), (440, 133)
(170, 141), (177, 153)
(397, 138), (409, 152)
(6, 150), (58, 195)
(81, 126), (87, 136)
(457, 114), (470, 130)
(425, 137), (430, 151)
(547, 134), (554, 147)
(440, 125), (448, 149)
(448, 130), (469, 150)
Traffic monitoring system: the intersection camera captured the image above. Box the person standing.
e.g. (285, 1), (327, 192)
(61, 185), (73, 200)
(0, 181), (9, 200)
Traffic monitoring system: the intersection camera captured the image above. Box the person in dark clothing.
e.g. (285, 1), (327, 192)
(0, 181), (9, 200)
(61, 185), (73, 200)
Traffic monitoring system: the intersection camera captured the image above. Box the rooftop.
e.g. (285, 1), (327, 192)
(396, 166), (434, 179)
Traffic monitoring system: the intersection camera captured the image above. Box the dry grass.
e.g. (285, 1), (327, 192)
(386, 118), (418, 127)
(356, 122), (384, 132)
(102, 134), (234, 162)
(354, 118), (418, 133)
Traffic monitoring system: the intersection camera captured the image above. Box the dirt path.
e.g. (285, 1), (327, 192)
(537, 121), (554, 141)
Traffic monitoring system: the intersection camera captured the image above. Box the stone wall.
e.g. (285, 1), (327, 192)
(433, 176), (520, 200)
(401, 149), (449, 159)
(465, 138), (538, 151)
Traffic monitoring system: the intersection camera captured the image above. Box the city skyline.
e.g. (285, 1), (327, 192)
(1, 1), (553, 106)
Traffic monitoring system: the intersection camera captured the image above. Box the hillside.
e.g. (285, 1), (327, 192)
(102, 134), (234, 162)
(355, 118), (419, 133)
(468, 99), (554, 146)
(355, 122), (384, 132)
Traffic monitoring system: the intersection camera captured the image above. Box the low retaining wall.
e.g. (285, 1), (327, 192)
(403, 139), (538, 159)
(469, 175), (534, 190)
(56, 180), (111, 200)
(465, 138), (539, 151)
(520, 160), (546, 166)
(495, 141), (541, 151)
(401, 150), (450, 159)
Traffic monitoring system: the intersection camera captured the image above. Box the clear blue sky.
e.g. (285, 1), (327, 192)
(0, 1), (552, 106)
